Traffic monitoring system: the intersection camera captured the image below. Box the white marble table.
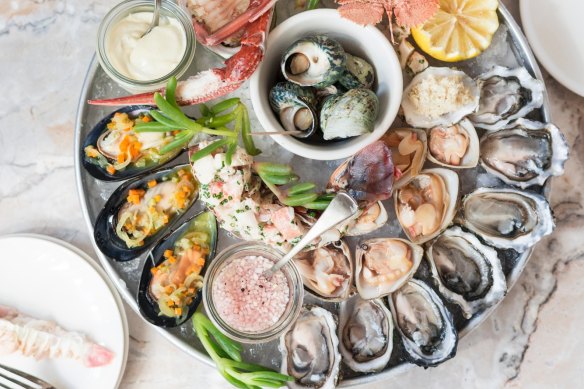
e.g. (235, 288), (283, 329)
(1, 1), (583, 388)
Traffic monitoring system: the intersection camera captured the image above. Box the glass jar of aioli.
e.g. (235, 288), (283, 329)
(203, 242), (304, 344)
(97, 0), (195, 93)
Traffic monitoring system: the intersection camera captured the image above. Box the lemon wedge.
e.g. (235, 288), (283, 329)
(412, 0), (500, 62)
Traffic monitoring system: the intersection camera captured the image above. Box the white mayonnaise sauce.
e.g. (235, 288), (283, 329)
(106, 12), (186, 81)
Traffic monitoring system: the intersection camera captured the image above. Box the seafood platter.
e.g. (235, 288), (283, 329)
(75, 0), (570, 387)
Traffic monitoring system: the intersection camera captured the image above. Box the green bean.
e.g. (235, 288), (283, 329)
(282, 193), (318, 206)
(287, 182), (316, 195)
(254, 162), (293, 176)
(149, 110), (184, 129)
(159, 132), (193, 154)
(134, 122), (172, 132)
(210, 97), (240, 114)
(260, 173), (295, 185)
(303, 200), (331, 210)
(190, 138), (229, 162)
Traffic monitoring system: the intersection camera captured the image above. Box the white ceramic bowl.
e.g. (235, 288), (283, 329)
(249, 9), (403, 161)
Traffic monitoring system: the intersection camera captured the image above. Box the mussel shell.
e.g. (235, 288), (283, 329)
(82, 106), (184, 181)
(425, 226), (507, 319)
(137, 211), (217, 327)
(269, 82), (318, 139)
(320, 88), (379, 141)
(388, 279), (458, 367)
(94, 164), (198, 262)
(459, 187), (554, 251)
(479, 119), (569, 188)
(281, 35), (346, 88)
(338, 54), (375, 90)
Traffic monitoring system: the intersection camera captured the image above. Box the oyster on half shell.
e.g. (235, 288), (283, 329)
(395, 168), (460, 244)
(459, 187), (554, 252)
(280, 306), (341, 389)
(294, 240), (354, 301)
(470, 66), (544, 131)
(389, 279), (458, 367)
(355, 238), (423, 300)
(480, 119), (569, 188)
(339, 297), (393, 373)
(426, 226), (507, 319)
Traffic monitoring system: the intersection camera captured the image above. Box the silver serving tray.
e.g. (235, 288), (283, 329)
(74, 3), (551, 386)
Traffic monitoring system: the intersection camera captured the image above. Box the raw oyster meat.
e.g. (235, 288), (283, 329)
(395, 168), (459, 244)
(294, 240), (353, 301)
(355, 238), (423, 299)
(401, 67), (480, 128)
(338, 297), (393, 372)
(480, 119), (569, 188)
(426, 226), (507, 318)
(389, 279), (458, 367)
(280, 306), (341, 389)
(459, 187), (554, 251)
(470, 66), (544, 131)
(427, 118), (480, 169)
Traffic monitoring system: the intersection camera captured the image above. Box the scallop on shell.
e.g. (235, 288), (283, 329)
(401, 67), (480, 128)
(389, 279), (458, 367)
(294, 240), (354, 302)
(395, 168), (460, 244)
(470, 66), (544, 131)
(355, 238), (423, 300)
(426, 226), (507, 319)
(338, 296), (393, 373)
(381, 128), (427, 188)
(480, 119), (569, 188)
(280, 306), (341, 389)
(427, 119), (480, 169)
(459, 187), (554, 252)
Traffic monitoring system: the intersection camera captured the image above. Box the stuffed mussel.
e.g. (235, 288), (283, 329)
(137, 211), (217, 327)
(94, 164), (198, 261)
(82, 106), (184, 181)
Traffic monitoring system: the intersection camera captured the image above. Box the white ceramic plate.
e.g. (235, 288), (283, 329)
(520, 0), (584, 96)
(0, 234), (128, 389)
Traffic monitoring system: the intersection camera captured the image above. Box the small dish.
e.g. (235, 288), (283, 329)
(249, 9), (403, 161)
(96, 0), (196, 93)
(202, 242), (304, 343)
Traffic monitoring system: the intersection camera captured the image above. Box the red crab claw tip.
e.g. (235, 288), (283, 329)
(88, 92), (156, 106)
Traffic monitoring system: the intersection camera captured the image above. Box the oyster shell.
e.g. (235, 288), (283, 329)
(389, 279), (458, 367)
(338, 297), (393, 373)
(470, 66), (544, 131)
(294, 240), (353, 301)
(480, 119), (569, 188)
(281, 35), (346, 88)
(338, 53), (375, 90)
(269, 82), (318, 139)
(395, 168), (459, 244)
(355, 238), (423, 300)
(280, 306), (341, 389)
(459, 187), (554, 251)
(427, 118), (480, 169)
(381, 128), (427, 188)
(320, 88), (379, 141)
(426, 226), (507, 319)
(401, 67), (480, 128)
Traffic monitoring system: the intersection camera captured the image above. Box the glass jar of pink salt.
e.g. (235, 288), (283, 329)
(202, 242), (304, 343)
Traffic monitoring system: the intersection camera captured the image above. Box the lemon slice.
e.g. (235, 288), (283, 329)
(412, 0), (500, 62)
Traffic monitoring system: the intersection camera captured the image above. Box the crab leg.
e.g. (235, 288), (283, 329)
(88, 11), (272, 107)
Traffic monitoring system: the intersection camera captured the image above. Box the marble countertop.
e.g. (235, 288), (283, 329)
(1, 0), (583, 388)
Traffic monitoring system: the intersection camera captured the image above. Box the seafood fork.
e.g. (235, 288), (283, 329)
(0, 365), (56, 389)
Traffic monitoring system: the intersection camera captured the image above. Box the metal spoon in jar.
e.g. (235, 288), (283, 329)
(264, 192), (359, 278)
(141, 0), (162, 38)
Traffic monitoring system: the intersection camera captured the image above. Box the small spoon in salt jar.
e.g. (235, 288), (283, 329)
(264, 192), (359, 278)
(141, 0), (162, 38)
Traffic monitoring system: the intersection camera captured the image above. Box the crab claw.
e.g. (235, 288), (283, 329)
(88, 11), (271, 107)
(328, 141), (394, 204)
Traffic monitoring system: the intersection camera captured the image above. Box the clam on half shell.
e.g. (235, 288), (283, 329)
(427, 118), (480, 169)
(426, 226), (507, 319)
(459, 187), (554, 252)
(480, 119), (569, 188)
(355, 238), (423, 300)
(338, 296), (393, 373)
(280, 306), (341, 389)
(395, 168), (460, 245)
(381, 128), (427, 188)
(389, 279), (458, 367)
